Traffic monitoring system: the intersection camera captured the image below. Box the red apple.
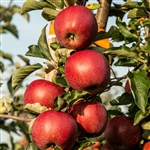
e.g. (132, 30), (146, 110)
(143, 141), (150, 150)
(54, 5), (98, 51)
(24, 79), (64, 108)
(31, 110), (78, 150)
(102, 143), (114, 150)
(64, 50), (110, 95)
(70, 101), (108, 137)
(104, 115), (141, 150)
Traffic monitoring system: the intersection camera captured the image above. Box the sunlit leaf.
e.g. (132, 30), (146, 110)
(142, 121), (150, 130)
(122, 1), (145, 8)
(47, 0), (64, 9)
(42, 8), (59, 21)
(127, 70), (150, 113)
(86, 3), (101, 10)
(134, 109), (150, 125)
(24, 103), (49, 114)
(12, 63), (43, 90)
(128, 8), (147, 18)
(21, 0), (55, 14)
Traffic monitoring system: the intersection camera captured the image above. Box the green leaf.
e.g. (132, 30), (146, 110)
(12, 63), (42, 90)
(0, 50), (13, 63)
(22, 0), (55, 14)
(42, 8), (59, 21)
(143, 0), (150, 9)
(37, 25), (53, 60)
(24, 103), (49, 114)
(116, 17), (137, 39)
(110, 93), (134, 106)
(122, 2), (145, 8)
(26, 142), (39, 150)
(114, 58), (138, 67)
(64, 0), (77, 6)
(143, 19), (150, 26)
(104, 46), (138, 60)
(58, 90), (88, 106)
(26, 25), (53, 60)
(47, 0), (64, 9)
(134, 109), (150, 125)
(142, 121), (150, 130)
(128, 8), (147, 18)
(127, 70), (150, 113)
(94, 26), (120, 41)
(2, 23), (18, 38)
(142, 130), (150, 140)
(0, 61), (4, 72)
(11, 5), (30, 21)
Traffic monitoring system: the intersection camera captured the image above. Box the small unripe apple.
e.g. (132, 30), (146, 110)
(31, 110), (78, 150)
(24, 79), (64, 108)
(70, 101), (108, 137)
(64, 50), (110, 95)
(102, 143), (114, 150)
(104, 115), (141, 150)
(54, 6), (98, 50)
(143, 141), (150, 150)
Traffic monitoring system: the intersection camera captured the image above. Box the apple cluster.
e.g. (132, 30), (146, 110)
(23, 5), (141, 150)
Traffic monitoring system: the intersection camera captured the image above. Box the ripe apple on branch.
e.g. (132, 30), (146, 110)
(1, 0), (150, 150)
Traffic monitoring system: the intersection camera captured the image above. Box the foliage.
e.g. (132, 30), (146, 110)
(1, 0), (150, 150)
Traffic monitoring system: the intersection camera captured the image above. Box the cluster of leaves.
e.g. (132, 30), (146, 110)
(1, 0), (150, 149)
(0, 2), (34, 150)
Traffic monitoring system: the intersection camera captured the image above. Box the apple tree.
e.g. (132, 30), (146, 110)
(1, 0), (150, 150)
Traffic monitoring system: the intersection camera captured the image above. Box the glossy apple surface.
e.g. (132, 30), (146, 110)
(31, 110), (78, 150)
(104, 115), (141, 150)
(70, 101), (108, 137)
(54, 6), (98, 51)
(64, 50), (110, 95)
(24, 79), (64, 108)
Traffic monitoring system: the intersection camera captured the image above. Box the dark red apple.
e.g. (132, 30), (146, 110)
(64, 50), (110, 95)
(70, 101), (108, 137)
(54, 5), (98, 51)
(24, 79), (64, 108)
(104, 115), (141, 150)
(143, 141), (150, 150)
(102, 143), (114, 150)
(31, 110), (78, 150)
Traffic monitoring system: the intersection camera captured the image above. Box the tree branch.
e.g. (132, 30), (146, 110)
(96, 0), (112, 29)
(0, 0), (13, 22)
(0, 114), (33, 122)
